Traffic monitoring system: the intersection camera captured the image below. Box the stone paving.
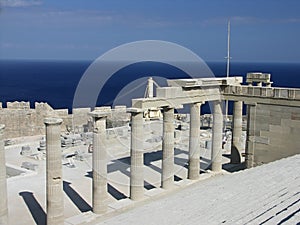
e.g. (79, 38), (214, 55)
(96, 154), (300, 225)
(5, 120), (219, 225)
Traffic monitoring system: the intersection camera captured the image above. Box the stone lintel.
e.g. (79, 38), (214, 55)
(167, 77), (243, 88)
(156, 87), (182, 98)
(88, 110), (111, 118)
(224, 94), (300, 107)
(132, 94), (221, 109)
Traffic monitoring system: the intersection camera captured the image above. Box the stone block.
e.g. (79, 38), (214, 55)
(21, 162), (38, 171)
(7, 101), (30, 109)
(156, 87), (181, 98)
(269, 125), (284, 133)
(282, 118), (300, 127)
(20, 145), (32, 155)
(114, 105), (127, 112)
(291, 112), (300, 120)
(254, 136), (269, 145)
(290, 127), (300, 134)
(256, 122), (270, 132)
(268, 117), (282, 126)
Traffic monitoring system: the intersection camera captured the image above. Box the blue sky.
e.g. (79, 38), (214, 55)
(0, 0), (300, 62)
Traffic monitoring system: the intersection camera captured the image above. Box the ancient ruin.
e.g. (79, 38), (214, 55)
(1, 73), (300, 224)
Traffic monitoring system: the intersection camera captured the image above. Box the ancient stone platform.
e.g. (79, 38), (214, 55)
(95, 154), (300, 225)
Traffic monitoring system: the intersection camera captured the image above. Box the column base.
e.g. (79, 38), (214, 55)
(211, 162), (222, 172)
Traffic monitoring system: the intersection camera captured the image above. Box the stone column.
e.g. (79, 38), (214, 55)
(44, 118), (64, 225)
(147, 77), (154, 98)
(128, 108), (144, 200)
(161, 107), (174, 189)
(188, 102), (201, 180)
(245, 103), (257, 168)
(89, 111), (109, 214)
(231, 101), (243, 164)
(0, 125), (8, 225)
(211, 100), (223, 172)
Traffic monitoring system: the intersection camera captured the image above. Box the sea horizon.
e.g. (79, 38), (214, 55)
(1, 59), (300, 113)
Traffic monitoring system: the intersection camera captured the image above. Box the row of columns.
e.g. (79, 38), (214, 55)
(188, 100), (244, 178)
(43, 100), (250, 223)
(127, 99), (245, 192)
(0, 99), (246, 223)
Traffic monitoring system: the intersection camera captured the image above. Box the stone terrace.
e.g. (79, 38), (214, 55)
(95, 154), (300, 225)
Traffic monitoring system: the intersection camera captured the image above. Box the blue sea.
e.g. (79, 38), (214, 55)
(0, 60), (300, 114)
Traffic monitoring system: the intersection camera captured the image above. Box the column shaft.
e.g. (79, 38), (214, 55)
(188, 103), (201, 180)
(130, 112), (144, 200)
(162, 107), (174, 189)
(0, 125), (8, 225)
(231, 101), (243, 164)
(245, 104), (257, 168)
(92, 117), (108, 214)
(211, 101), (223, 172)
(45, 118), (64, 225)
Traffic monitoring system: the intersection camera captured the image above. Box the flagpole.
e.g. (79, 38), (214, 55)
(225, 20), (231, 129)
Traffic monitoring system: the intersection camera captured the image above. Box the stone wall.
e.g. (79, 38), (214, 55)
(251, 103), (300, 166)
(0, 102), (70, 139)
(0, 102), (130, 139)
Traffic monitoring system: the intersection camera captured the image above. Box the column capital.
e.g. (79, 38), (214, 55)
(127, 108), (145, 114)
(44, 117), (63, 125)
(89, 110), (110, 118)
(192, 101), (205, 106)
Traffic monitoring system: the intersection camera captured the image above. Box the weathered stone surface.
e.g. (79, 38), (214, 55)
(95, 155), (300, 225)
(211, 100), (223, 172)
(188, 102), (201, 180)
(162, 107), (175, 189)
(130, 111), (144, 200)
(44, 118), (64, 225)
(231, 101), (243, 164)
(90, 112), (109, 214)
(0, 102), (130, 139)
(247, 103), (300, 166)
